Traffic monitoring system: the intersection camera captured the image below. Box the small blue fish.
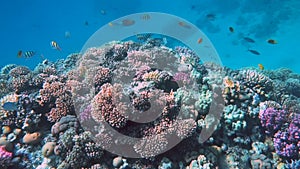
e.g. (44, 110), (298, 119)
(248, 49), (260, 55)
(2, 102), (18, 111)
(244, 37), (255, 43)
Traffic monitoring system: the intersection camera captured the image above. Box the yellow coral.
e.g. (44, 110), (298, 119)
(223, 76), (234, 88)
(223, 76), (240, 92)
(142, 70), (160, 82)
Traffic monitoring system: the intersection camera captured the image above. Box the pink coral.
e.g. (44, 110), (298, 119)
(39, 76), (73, 122)
(173, 72), (191, 85)
(91, 83), (128, 128)
(0, 146), (12, 165)
(127, 50), (154, 68)
(92, 66), (112, 93)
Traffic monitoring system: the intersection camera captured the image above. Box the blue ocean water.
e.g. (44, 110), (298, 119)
(1, 0), (299, 73)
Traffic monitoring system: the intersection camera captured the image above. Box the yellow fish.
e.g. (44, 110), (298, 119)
(108, 22), (114, 26)
(258, 63), (264, 70)
(50, 41), (61, 51)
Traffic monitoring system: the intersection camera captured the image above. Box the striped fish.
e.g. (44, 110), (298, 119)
(23, 51), (36, 58)
(140, 14), (151, 20)
(17, 51), (36, 58)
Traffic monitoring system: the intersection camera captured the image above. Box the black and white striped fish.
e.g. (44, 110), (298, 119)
(17, 50), (36, 58)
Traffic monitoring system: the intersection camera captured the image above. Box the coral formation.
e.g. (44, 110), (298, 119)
(0, 38), (299, 169)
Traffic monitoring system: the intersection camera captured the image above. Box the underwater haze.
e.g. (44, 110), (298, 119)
(1, 0), (300, 169)
(1, 0), (300, 72)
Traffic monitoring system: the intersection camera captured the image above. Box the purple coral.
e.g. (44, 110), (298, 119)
(259, 107), (287, 134)
(273, 129), (299, 159)
(79, 104), (92, 123)
(273, 115), (300, 159)
(173, 72), (191, 85)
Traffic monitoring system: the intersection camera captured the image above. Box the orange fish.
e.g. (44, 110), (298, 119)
(121, 19), (135, 26)
(258, 63), (264, 70)
(178, 21), (191, 29)
(197, 38), (203, 44)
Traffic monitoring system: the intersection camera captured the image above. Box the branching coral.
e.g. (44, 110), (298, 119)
(91, 83), (128, 128)
(223, 105), (247, 136)
(39, 76), (74, 122)
(259, 101), (287, 134)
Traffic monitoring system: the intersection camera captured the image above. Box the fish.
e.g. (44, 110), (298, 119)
(100, 10), (106, 15)
(108, 19), (135, 27)
(267, 39), (278, 44)
(229, 27), (234, 33)
(84, 21), (89, 26)
(108, 22), (114, 27)
(178, 21), (191, 29)
(24, 51), (36, 58)
(64, 31), (71, 38)
(197, 38), (203, 44)
(136, 33), (152, 41)
(17, 50), (23, 58)
(206, 13), (216, 21)
(244, 37), (255, 43)
(17, 51), (36, 58)
(248, 49), (260, 55)
(50, 41), (61, 51)
(258, 63), (264, 70)
(121, 19), (135, 26)
(2, 102), (18, 111)
(140, 14), (151, 20)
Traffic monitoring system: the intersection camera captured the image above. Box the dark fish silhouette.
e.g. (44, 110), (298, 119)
(244, 37), (255, 43)
(248, 49), (260, 55)
(206, 13), (216, 21)
(267, 39), (278, 44)
(2, 102), (18, 111)
(229, 27), (234, 33)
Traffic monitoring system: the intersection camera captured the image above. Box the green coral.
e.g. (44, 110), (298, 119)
(195, 89), (213, 115)
(223, 105), (247, 136)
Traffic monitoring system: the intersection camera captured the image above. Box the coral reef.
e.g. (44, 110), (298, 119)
(0, 39), (299, 169)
